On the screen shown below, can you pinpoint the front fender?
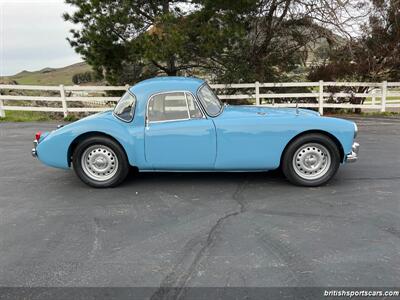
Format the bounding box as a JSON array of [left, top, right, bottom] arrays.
[[279, 116, 356, 163], [310, 116, 355, 155]]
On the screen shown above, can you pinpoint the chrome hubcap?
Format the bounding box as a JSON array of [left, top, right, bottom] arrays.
[[81, 145, 119, 181], [292, 143, 331, 180]]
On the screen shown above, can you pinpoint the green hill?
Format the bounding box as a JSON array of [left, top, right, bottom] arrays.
[[0, 62, 97, 86]]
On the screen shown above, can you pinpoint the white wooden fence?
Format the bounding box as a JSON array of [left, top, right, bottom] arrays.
[[0, 81, 400, 117]]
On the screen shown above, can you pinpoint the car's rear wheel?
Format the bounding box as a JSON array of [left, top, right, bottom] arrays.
[[281, 133, 340, 186], [72, 136, 129, 188]]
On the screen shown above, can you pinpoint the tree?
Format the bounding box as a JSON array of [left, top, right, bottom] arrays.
[[307, 0, 399, 111], [72, 71, 99, 84], [188, 0, 369, 82], [64, 0, 209, 84], [309, 0, 400, 83], [64, 0, 368, 84]]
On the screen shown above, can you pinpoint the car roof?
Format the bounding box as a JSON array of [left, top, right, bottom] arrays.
[[129, 76, 205, 98]]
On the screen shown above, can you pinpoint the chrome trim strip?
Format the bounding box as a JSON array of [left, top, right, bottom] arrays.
[[148, 118, 191, 124]]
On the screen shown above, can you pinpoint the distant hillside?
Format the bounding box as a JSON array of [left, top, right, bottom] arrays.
[[0, 62, 101, 86]]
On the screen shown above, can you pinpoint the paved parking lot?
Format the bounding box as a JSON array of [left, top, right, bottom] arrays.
[[0, 117, 400, 291]]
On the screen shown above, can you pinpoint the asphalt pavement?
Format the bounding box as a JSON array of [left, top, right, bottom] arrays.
[[0, 117, 400, 294]]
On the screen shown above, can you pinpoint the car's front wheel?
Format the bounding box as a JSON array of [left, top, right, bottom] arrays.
[[281, 133, 340, 186], [72, 136, 129, 188]]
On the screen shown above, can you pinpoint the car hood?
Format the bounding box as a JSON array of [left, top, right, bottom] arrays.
[[218, 105, 320, 119]]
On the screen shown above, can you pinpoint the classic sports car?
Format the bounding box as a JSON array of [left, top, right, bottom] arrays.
[[32, 77, 359, 188]]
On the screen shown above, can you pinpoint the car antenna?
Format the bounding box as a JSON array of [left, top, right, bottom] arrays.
[[295, 100, 299, 116]]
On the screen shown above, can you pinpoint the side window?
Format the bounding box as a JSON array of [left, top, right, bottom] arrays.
[[186, 93, 203, 119], [148, 92, 189, 122], [113, 92, 136, 122]]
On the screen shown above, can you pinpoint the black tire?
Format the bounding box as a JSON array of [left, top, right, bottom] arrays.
[[281, 133, 341, 187], [72, 136, 129, 188]]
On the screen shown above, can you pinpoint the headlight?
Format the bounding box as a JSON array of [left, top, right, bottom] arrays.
[[354, 123, 358, 139]]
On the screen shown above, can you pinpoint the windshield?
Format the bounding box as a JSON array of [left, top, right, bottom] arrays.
[[113, 91, 136, 122], [197, 84, 223, 116]]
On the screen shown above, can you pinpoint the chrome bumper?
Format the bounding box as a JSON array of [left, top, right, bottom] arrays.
[[31, 139, 38, 157], [346, 142, 359, 163]]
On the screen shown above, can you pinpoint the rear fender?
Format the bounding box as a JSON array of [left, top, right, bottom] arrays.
[[36, 119, 136, 169]]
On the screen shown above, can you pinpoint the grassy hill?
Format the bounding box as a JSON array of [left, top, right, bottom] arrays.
[[0, 62, 104, 122], [0, 62, 97, 86]]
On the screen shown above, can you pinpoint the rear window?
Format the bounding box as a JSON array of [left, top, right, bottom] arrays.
[[113, 92, 136, 122]]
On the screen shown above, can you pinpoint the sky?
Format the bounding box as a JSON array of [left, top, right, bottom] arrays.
[[0, 0, 82, 76], [0, 0, 369, 77]]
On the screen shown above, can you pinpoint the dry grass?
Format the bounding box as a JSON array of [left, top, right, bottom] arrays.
[[0, 62, 95, 86]]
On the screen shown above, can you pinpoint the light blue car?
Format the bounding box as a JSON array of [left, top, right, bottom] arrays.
[[32, 76, 359, 188]]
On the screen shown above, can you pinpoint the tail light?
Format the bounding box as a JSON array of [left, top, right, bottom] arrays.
[[35, 131, 42, 141]]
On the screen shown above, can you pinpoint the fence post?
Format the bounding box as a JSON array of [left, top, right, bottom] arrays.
[[0, 89, 4, 117], [372, 92, 376, 106], [125, 84, 130, 91], [255, 81, 260, 105], [59, 84, 68, 118], [0, 100, 4, 118], [318, 80, 324, 115], [381, 81, 387, 112]]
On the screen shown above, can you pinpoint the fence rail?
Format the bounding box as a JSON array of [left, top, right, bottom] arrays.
[[0, 81, 399, 118]]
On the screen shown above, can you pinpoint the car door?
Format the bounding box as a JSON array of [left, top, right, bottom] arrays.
[[145, 91, 216, 170]]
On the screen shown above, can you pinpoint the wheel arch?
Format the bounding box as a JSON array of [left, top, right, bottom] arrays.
[[280, 130, 345, 167], [67, 131, 129, 167]]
